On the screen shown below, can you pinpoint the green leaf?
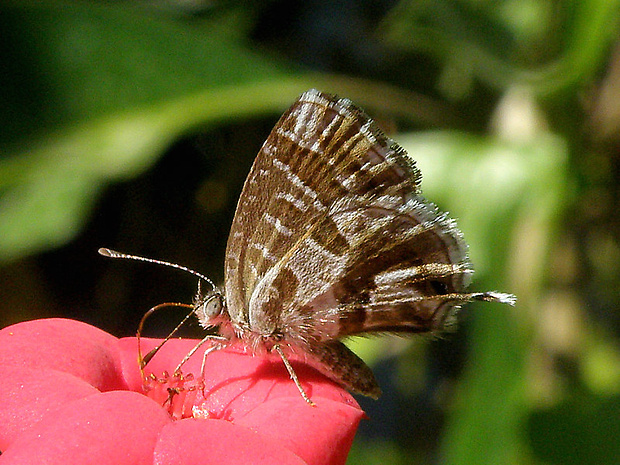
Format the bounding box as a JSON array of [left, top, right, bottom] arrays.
[[528, 394, 620, 465], [381, 0, 620, 96], [0, 2, 317, 262]]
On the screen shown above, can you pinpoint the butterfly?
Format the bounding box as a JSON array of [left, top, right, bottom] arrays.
[[100, 89, 515, 405]]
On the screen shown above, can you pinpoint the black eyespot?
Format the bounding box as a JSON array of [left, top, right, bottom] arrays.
[[430, 280, 449, 295]]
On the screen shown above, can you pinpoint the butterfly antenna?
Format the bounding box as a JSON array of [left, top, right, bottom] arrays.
[[98, 248, 217, 292], [99, 248, 221, 374]]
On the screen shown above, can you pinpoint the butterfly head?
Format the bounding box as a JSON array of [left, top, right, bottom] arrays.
[[194, 289, 226, 328]]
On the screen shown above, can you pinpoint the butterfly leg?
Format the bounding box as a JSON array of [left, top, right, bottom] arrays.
[[174, 335, 228, 375], [274, 344, 316, 406]]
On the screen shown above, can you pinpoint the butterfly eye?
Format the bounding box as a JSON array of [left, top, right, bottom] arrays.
[[196, 293, 224, 325]]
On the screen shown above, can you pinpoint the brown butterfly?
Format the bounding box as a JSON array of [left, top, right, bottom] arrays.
[[100, 89, 515, 405]]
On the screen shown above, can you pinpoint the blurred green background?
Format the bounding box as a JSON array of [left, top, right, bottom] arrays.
[[1, 1, 619, 463]]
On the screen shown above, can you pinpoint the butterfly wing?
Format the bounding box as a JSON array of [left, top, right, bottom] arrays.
[[224, 89, 476, 341]]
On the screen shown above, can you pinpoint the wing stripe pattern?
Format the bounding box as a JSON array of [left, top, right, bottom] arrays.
[[222, 89, 505, 396]]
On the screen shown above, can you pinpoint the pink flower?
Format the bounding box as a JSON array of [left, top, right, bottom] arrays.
[[0, 318, 364, 464]]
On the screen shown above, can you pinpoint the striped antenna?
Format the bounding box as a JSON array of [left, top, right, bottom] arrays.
[[98, 248, 217, 292]]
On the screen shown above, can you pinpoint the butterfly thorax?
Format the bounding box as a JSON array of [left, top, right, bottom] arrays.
[[191, 284, 291, 353]]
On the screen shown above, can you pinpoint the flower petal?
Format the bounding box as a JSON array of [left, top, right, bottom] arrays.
[[153, 418, 307, 465], [236, 396, 364, 465], [1, 319, 365, 464], [0, 319, 127, 390], [0, 365, 99, 450], [122, 337, 361, 420], [0, 391, 172, 464]]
